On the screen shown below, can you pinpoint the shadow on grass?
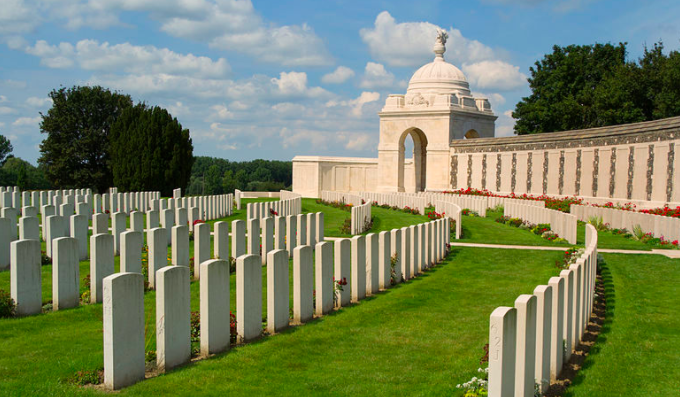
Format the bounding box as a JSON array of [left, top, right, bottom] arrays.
[[545, 257, 615, 397]]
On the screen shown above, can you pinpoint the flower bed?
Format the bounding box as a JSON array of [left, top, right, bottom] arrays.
[[495, 216, 565, 242], [443, 188, 583, 213]]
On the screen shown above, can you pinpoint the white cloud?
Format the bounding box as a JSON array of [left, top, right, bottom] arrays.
[[166, 101, 191, 117], [12, 116, 41, 127], [326, 91, 380, 117], [0, 0, 40, 34], [0, 95, 6, 103], [23, 39, 230, 78], [360, 11, 496, 67], [495, 110, 517, 137], [0, 106, 16, 115], [344, 133, 371, 150], [272, 102, 306, 116], [348, 92, 380, 117], [359, 62, 397, 89], [473, 92, 506, 107], [322, 66, 355, 84], [209, 104, 233, 120], [270, 71, 329, 98], [74, 0, 332, 66], [25, 97, 53, 107], [462, 60, 527, 91]]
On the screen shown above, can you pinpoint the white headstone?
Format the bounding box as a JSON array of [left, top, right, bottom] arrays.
[[120, 231, 143, 274], [351, 235, 366, 302], [194, 222, 210, 280], [315, 241, 333, 316], [90, 233, 114, 304], [103, 272, 145, 390], [236, 254, 262, 342], [334, 239, 350, 307], [52, 237, 79, 310], [293, 245, 313, 323], [156, 265, 191, 373], [267, 249, 289, 333], [148, 228, 167, 289], [200, 259, 231, 356], [10, 239, 41, 315], [488, 306, 517, 397], [171, 225, 190, 267]]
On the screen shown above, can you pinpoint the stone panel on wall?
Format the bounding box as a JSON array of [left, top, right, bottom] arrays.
[[563, 150, 577, 196], [500, 153, 513, 193], [652, 143, 669, 202], [547, 152, 560, 194], [516, 152, 528, 194], [580, 149, 594, 197]]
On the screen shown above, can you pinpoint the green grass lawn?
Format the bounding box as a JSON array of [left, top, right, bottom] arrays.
[[565, 253, 680, 396], [459, 210, 572, 247], [458, 209, 664, 251], [1, 200, 678, 396], [302, 199, 429, 238], [0, 247, 564, 396]]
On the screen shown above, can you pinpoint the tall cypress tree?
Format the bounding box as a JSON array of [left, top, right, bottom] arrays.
[[110, 104, 194, 196]]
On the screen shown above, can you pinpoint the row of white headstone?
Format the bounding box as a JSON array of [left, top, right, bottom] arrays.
[[504, 201, 578, 244], [0, 188, 162, 217], [245, 197, 301, 220], [357, 192, 428, 215], [570, 203, 680, 241], [8, 209, 326, 317], [101, 216, 451, 390], [434, 200, 462, 239], [487, 224, 598, 397], [320, 191, 364, 206], [351, 202, 372, 235]]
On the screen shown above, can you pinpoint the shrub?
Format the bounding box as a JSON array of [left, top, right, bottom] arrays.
[[587, 216, 609, 231], [339, 218, 351, 235], [229, 256, 236, 273], [41, 251, 50, 266], [0, 289, 16, 318], [66, 369, 103, 386], [427, 211, 443, 220], [390, 253, 400, 285], [462, 209, 479, 217]]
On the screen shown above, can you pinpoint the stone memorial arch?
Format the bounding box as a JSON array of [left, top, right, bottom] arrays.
[[376, 29, 497, 192]]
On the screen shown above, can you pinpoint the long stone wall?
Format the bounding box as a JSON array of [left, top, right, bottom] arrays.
[[450, 117, 680, 208]]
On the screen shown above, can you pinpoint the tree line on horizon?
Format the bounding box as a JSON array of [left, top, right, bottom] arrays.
[[186, 157, 292, 195]]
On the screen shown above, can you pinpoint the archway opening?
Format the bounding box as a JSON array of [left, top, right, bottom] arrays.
[[398, 128, 428, 193], [464, 129, 480, 139]]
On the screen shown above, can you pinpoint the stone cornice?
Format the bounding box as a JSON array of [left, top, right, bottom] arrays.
[[450, 116, 680, 153]]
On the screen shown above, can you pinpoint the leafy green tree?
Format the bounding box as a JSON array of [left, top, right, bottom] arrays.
[[109, 104, 194, 196], [0, 135, 13, 165], [0, 157, 50, 190], [513, 43, 629, 134], [514, 41, 680, 134], [38, 86, 133, 191]]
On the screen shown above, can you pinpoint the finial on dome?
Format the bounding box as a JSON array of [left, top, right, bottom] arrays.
[[434, 28, 448, 61]]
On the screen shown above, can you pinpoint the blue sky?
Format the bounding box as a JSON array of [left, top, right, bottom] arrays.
[[1, 0, 678, 165]]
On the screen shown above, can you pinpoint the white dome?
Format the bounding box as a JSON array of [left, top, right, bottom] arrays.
[[406, 31, 471, 96], [407, 58, 470, 95]]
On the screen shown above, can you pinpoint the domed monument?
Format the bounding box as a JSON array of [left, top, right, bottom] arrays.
[[292, 29, 497, 196], [377, 29, 496, 193]]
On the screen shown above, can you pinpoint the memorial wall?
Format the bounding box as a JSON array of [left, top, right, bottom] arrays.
[[450, 116, 680, 208]]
